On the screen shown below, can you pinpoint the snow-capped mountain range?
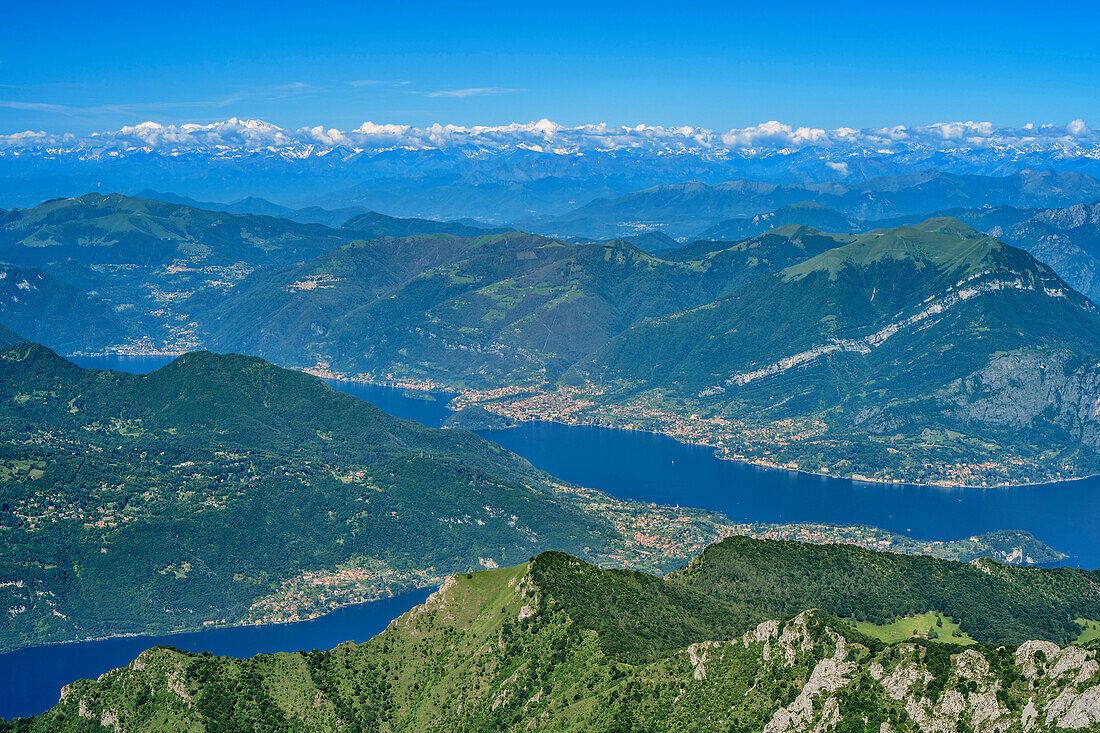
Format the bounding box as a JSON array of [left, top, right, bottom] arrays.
[[4, 117, 1098, 159], [3, 118, 1100, 220]]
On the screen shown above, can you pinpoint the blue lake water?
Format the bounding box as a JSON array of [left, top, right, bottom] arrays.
[[330, 378, 1100, 571], [0, 588, 432, 720], [64, 356, 1100, 568], [7, 353, 1095, 719]]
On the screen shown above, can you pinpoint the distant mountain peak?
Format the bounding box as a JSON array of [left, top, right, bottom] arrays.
[[908, 216, 985, 238], [6, 120, 1100, 218], [6, 118, 1098, 158], [783, 221, 1001, 281]]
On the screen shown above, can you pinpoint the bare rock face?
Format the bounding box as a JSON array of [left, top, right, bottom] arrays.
[[764, 629, 856, 733], [687, 640, 715, 680], [514, 571, 539, 622], [689, 613, 1100, 733], [876, 653, 934, 702], [28, 597, 1100, 732], [938, 350, 1100, 449]]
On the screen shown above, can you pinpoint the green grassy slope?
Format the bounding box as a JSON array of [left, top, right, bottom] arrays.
[[852, 612, 976, 645], [584, 219, 1100, 483], [14, 546, 1100, 731]]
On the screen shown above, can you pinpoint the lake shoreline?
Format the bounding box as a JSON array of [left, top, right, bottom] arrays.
[[0, 585, 437, 658], [321, 372, 1093, 491], [80, 353, 1098, 490], [0, 588, 439, 721], [10, 355, 1096, 720]]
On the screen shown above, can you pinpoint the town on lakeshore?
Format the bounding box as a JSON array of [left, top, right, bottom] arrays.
[[301, 364, 1062, 488]]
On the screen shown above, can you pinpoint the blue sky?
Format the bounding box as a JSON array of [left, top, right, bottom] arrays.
[[2, 0, 1098, 134]]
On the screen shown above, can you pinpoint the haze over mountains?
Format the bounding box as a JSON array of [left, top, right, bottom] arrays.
[[133, 189, 509, 234], [3, 117, 1100, 218], [132, 190, 375, 228], [7, 186, 1100, 483], [527, 170, 1100, 239]]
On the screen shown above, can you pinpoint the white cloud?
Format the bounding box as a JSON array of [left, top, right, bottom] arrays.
[[346, 80, 410, 87], [3, 118, 1099, 163], [415, 87, 523, 98], [825, 161, 850, 176]]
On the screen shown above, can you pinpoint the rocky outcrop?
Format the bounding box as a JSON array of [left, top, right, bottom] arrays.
[[689, 613, 1100, 732], [764, 631, 856, 732], [938, 350, 1100, 448], [29, 600, 1100, 732], [725, 270, 1073, 389]]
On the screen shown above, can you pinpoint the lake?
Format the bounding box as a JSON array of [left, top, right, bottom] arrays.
[[6, 353, 1094, 719], [0, 588, 433, 720], [66, 355, 1100, 567], [331, 379, 1100, 571]]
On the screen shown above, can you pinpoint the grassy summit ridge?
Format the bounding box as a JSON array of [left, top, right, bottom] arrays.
[[578, 219, 1100, 483], [781, 219, 999, 280], [12, 540, 1100, 731]]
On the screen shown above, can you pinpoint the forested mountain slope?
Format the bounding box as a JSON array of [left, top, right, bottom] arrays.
[[0, 323, 25, 348], [0, 265, 140, 352], [196, 229, 843, 387], [0, 194, 358, 349], [15, 542, 1100, 731], [582, 219, 1100, 484], [0, 344, 694, 652]]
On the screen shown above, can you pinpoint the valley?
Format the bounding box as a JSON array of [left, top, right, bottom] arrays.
[[4, 349, 1074, 658], [4, 349, 1095, 722], [7, 9, 1100, 730], [0, 344, 753, 655]]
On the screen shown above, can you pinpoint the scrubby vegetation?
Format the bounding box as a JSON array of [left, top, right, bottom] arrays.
[[672, 536, 1100, 646], [11, 548, 1100, 731]]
